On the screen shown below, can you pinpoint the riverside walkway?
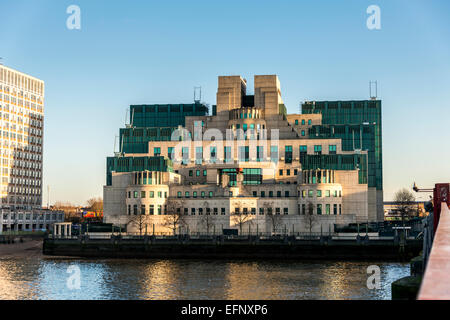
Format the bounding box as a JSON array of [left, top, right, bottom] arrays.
[[418, 183, 450, 300], [419, 202, 450, 299]]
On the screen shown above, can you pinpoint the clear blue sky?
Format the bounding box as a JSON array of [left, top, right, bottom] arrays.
[[1, 0, 449, 205]]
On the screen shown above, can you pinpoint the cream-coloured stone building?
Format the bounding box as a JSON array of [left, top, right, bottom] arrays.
[[104, 75, 379, 234], [0, 65, 47, 233]]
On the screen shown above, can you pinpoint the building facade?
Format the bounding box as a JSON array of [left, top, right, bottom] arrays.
[[104, 75, 382, 234], [0, 65, 51, 233]]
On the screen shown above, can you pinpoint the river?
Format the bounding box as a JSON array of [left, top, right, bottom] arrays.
[[0, 254, 409, 300]]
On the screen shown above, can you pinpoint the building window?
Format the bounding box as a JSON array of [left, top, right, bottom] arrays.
[[251, 208, 256, 215], [189, 170, 193, 176], [329, 145, 337, 155], [295, 119, 299, 125], [158, 191, 162, 198], [275, 208, 281, 215], [259, 208, 264, 215], [301, 130, 305, 136], [133, 205, 138, 215], [239, 146, 249, 162], [317, 204, 322, 215], [221, 208, 226, 215], [203, 170, 207, 176], [141, 205, 146, 215], [270, 146, 278, 163], [196, 170, 200, 177], [277, 191, 281, 198], [195, 147, 203, 165], [182, 147, 189, 165], [224, 146, 232, 163], [339, 204, 342, 215], [201, 191, 205, 198], [261, 191, 265, 197], [286, 169, 290, 176], [334, 204, 337, 215], [302, 204, 306, 215], [150, 191, 154, 198], [193, 191, 197, 198], [168, 147, 174, 160], [299, 145, 307, 164], [301, 119, 305, 125], [185, 191, 190, 198], [256, 146, 264, 162], [128, 205, 131, 215], [285, 146, 293, 163], [209, 191, 213, 198], [283, 208, 288, 215], [141, 191, 146, 198], [154, 147, 161, 156], [191, 208, 196, 215], [317, 190, 322, 197], [308, 190, 314, 197], [308, 119, 312, 125], [285, 191, 289, 197], [210, 147, 217, 163], [177, 191, 182, 198], [325, 190, 330, 197], [184, 208, 188, 215], [314, 145, 322, 155], [253, 191, 257, 197], [279, 169, 283, 176], [133, 191, 138, 198], [214, 208, 218, 215], [326, 204, 331, 215]]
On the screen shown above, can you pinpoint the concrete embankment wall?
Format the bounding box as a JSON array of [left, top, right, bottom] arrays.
[[43, 238, 422, 261]]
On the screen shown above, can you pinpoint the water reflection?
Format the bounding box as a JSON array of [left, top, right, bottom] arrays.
[[0, 257, 409, 300]]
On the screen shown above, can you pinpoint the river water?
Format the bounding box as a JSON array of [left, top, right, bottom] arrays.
[[0, 256, 409, 300]]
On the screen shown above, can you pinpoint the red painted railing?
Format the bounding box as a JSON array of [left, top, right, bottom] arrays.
[[418, 203, 450, 300]]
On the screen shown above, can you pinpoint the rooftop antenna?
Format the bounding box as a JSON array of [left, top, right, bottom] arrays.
[[120, 133, 124, 156], [194, 86, 202, 103], [114, 135, 121, 157], [369, 81, 378, 100]]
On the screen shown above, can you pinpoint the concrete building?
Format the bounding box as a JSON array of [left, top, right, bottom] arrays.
[[0, 65, 63, 233], [104, 75, 382, 234]]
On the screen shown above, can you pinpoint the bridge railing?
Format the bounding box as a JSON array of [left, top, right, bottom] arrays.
[[418, 202, 450, 299]]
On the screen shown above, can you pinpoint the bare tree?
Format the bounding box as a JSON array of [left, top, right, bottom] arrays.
[[127, 213, 148, 236], [305, 201, 318, 236], [53, 201, 80, 223], [87, 197, 103, 212], [86, 197, 103, 222], [163, 199, 187, 235], [263, 201, 281, 234], [394, 188, 417, 225], [231, 202, 252, 235], [198, 201, 216, 234]]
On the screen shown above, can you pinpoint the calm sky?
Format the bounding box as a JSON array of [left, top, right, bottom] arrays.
[[0, 0, 449, 205]]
